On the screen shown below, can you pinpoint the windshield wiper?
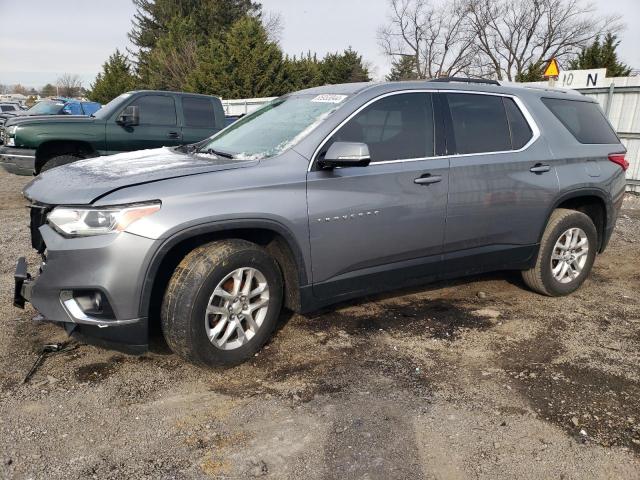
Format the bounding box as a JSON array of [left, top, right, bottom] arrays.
[[199, 148, 235, 159]]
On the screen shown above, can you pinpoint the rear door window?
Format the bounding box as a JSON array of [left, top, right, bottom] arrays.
[[324, 92, 435, 162], [541, 97, 618, 144], [129, 95, 177, 126], [183, 97, 215, 128], [446, 93, 511, 154]]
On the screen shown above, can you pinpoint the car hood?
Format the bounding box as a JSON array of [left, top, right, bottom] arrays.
[[5, 114, 90, 127], [24, 147, 257, 205]]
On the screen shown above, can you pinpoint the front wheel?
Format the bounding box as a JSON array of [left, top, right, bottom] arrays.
[[39, 154, 84, 173], [161, 239, 283, 366], [522, 208, 598, 296]]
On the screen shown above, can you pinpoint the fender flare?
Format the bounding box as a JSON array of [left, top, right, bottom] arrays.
[[138, 218, 309, 318], [539, 187, 612, 245]]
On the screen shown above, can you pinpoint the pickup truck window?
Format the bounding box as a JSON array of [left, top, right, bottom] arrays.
[[130, 95, 177, 126], [93, 93, 132, 119], [183, 97, 215, 128]]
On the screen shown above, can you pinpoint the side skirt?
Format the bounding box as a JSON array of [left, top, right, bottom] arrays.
[[299, 244, 538, 314]]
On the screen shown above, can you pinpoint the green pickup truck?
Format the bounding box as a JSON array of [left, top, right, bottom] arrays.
[[0, 90, 226, 175]]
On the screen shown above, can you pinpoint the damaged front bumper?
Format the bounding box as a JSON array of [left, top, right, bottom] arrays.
[[13, 225, 160, 353]]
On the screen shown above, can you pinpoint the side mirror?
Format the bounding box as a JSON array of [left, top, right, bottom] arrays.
[[116, 105, 139, 126], [318, 142, 371, 169]]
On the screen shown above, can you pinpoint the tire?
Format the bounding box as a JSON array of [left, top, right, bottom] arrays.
[[40, 154, 84, 173], [161, 239, 283, 367], [522, 208, 598, 296]]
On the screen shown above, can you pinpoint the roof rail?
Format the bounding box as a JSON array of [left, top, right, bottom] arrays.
[[430, 77, 500, 86]]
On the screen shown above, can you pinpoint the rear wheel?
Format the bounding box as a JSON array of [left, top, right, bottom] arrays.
[[161, 239, 283, 366], [522, 208, 597, 296]]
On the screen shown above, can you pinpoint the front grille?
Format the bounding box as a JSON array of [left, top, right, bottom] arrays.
[[30, 205, 51, 253]]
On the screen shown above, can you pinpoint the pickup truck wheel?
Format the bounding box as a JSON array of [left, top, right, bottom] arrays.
[[40, 154, 84, 173], [161, 239, 283, 366], [522, 208, 597, 296]]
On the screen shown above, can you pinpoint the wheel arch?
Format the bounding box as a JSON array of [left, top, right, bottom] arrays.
[[140, 220, 309, 328], [35, 140, 97, 173], [542, 188, 611, 252]]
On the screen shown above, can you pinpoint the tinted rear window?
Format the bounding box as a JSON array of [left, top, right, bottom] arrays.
[[183, 97, 215, 128], [541, 98, 618, 144], [446, 93, 511, 154], [130, 95, 177, 126]]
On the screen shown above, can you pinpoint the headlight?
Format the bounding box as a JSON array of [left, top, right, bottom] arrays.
[[47, 202, 161, 236], [6, 125, 17, 135]]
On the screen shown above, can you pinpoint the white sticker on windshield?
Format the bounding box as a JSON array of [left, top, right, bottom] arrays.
[[311, 94, 348, 104]]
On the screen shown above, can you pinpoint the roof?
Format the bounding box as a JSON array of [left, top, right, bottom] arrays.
[[292, 78, 586, 101], [128, 90, 220, 99]]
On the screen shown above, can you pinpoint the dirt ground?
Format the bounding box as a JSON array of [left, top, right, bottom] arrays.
[[0, 168, 639, 480]]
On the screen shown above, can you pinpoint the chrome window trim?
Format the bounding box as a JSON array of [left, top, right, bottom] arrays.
[[308, 89, 541, 172]]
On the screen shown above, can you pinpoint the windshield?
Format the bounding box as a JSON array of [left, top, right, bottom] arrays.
[[93, 92, 132, 119], [198, 94, 348, 160], [28, 101, 65, 115]]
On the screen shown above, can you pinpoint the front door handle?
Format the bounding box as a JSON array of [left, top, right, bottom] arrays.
[[414, 174, 443, 185], [530, 163, 551, 173], [167, 131, 180, 139]]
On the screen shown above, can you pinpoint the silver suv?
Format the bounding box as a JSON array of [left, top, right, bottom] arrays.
[[14, 78, 628, 366]]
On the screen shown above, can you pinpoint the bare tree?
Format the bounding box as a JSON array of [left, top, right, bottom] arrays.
[[147, 38, 200, 90], [377, 0, 479, 79], [0, 84, 10, 94], [261, 10, 284, 44], [56, 73, 83, 97], [379, 0, 622, 81], [464, 0, 622, 80]]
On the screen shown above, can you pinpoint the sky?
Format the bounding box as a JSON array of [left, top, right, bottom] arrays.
[[0, 0, 639, 89]]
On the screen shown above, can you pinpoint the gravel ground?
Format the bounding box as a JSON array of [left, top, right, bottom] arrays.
[[0, 168, 639, 479]]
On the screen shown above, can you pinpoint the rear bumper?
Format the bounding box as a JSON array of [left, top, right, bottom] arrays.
[[14, 226, 160, 351], [0, 146, 35, 175]]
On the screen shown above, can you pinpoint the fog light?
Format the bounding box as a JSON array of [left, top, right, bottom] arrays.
[[60, 289, 115, 319]]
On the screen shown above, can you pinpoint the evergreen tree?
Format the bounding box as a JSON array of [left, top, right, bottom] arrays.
[[129, 0, 260, 81], [318, 47, 371, 85], [144, 17, 200, 90], [569, 33, 631, 77], [88, 50, 137, 104], [283, 52, 323, 91], [187, 16, 287, 98], [515, 61, 546, 82], [386, 56, 419, 81]]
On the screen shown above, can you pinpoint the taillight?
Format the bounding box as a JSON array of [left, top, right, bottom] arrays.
[[608, 153, 629, 171]]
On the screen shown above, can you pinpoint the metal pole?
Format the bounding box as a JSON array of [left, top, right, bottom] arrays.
[[604, 82, 615, 119]]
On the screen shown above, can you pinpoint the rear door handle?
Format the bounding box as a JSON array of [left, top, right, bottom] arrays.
[[167, 131, 180, 139], [530, 163, 550, 173], [414, 174, 443, 185]]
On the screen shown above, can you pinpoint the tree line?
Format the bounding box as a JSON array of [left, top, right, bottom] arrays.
[[88, 0, 370, 104], [380, 0, 630, 82], [3, 0, 632, 104]]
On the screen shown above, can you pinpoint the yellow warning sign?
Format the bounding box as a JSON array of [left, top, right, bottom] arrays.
[[543, 58, 560, 78]]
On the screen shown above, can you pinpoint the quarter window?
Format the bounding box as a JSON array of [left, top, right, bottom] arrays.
[[323, 92, 435, 162], [183, 97, 215, 128], [446, 93, 511, 154], [504, 98, 533, 149], [541, 97, 618, 144], [129, 95, 177, 126]]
